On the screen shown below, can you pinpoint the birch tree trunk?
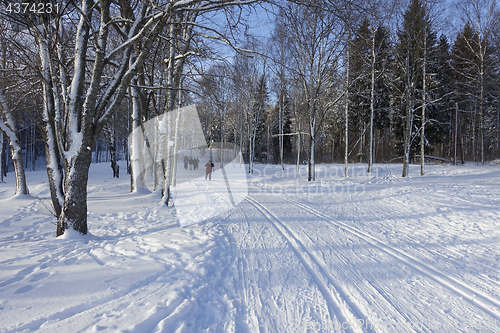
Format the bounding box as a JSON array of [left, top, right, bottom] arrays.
[[296, 109, 301, 172], [129, 78, 146, 192], [368, 12, 376, 173], [279, 92, 284, 174], [402, 54, 413, 178], [249, 111, 256, 174], [420, 25, 427, 176], [0, 131, 4, 183], [308, 118, 316, 181], [344, 55, 350, 178], [162, 20, 177, 205], [161, 11, 197, 204], [37, 29, 65, 217], [0, 89, 28, 195], [162, 110, 173, 205], [171, 93, 183, 187]]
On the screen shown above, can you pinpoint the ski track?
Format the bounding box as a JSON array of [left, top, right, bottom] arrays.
[[203, 180, 334, 332], [231, 164, 500, 332], [238, 192, 422, 332], [240, 194, 373, 333], [291, 220, 420, 333], [281, 195, 500, 324], [357, 177, 500, 302]]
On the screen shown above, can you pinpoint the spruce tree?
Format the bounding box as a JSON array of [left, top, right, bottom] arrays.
[[372, 25, 393, 159], [433, 35, 454, 158], [349, 18, 372, 163], [394, 0, 437, 176]]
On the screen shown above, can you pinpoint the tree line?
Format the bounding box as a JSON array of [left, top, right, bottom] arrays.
[[196, 0, 500, 180], [0, 0, 499, 236]]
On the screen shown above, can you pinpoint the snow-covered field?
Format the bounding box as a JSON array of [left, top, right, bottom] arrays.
[[1, 161, 500, 332]]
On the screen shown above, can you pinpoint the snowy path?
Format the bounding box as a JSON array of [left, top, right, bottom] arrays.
[[215, 165, 500, 332], [1, 163, 500, 332]]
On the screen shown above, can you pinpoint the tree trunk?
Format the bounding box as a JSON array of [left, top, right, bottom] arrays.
[[249, 126, 255, 174], [110, 134, 118, 178], [0, 131, 3, 182], [308, 137, 315, 181], [368, 16, 376, 173], [267, 123, 271, 164], [296, 116, 300, 172], [95, 139, 100, 164], [308, 117, 316, 182], [0, 90, 28, 195], [479, 61, 484, 164], [402, 101, 412, 177], [279, 90, 284, 174], [11, 147, 28, 195], [43, 124, 64, 217], [31, 125, 36, 171], [402, 46, 413, 178], [420, 4, 427, 176], [35, 24, 65, 217], [162, 22, 177, 205], [162, 110, 174, 205], [57, 145, 93, 236], [172, 95, 183, 187], [344, 36, 350, 178], [130, 78, 145, 192]]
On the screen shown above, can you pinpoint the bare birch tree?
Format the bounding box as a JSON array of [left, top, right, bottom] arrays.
[[279, 1, 345, 181], [394, 0, 435, 177]]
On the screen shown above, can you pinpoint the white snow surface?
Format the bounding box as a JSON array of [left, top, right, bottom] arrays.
[[1, 162, 500, 332]]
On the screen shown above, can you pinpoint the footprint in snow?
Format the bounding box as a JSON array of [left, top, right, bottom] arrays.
[[14, 284, 37, 294], [92, 325, 108, 332], [64, 257, 78, 265], [113, 301, 132, 311], [29, 272, 50, 282], [0, 276, 24, 288], [17, 265, 37, 276], [40, 260, 58, 269]]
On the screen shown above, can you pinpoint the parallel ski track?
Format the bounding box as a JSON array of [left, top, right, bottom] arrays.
[[290, 217, 421, 332], [282, 195, 500, 323], [241, 194, 375, 333]]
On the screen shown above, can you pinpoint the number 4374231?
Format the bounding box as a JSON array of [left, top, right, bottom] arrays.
[[5, 2, 60, 15]]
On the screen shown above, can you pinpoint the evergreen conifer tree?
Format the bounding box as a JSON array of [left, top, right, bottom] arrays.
[[394, 0, 437, 176]]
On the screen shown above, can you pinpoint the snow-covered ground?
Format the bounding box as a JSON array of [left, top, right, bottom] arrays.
[[1, 161, 500, 332]]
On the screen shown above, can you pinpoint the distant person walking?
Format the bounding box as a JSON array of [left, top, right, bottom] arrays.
[[183, 156, 189, 170], [205, 160, 214, 180]]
